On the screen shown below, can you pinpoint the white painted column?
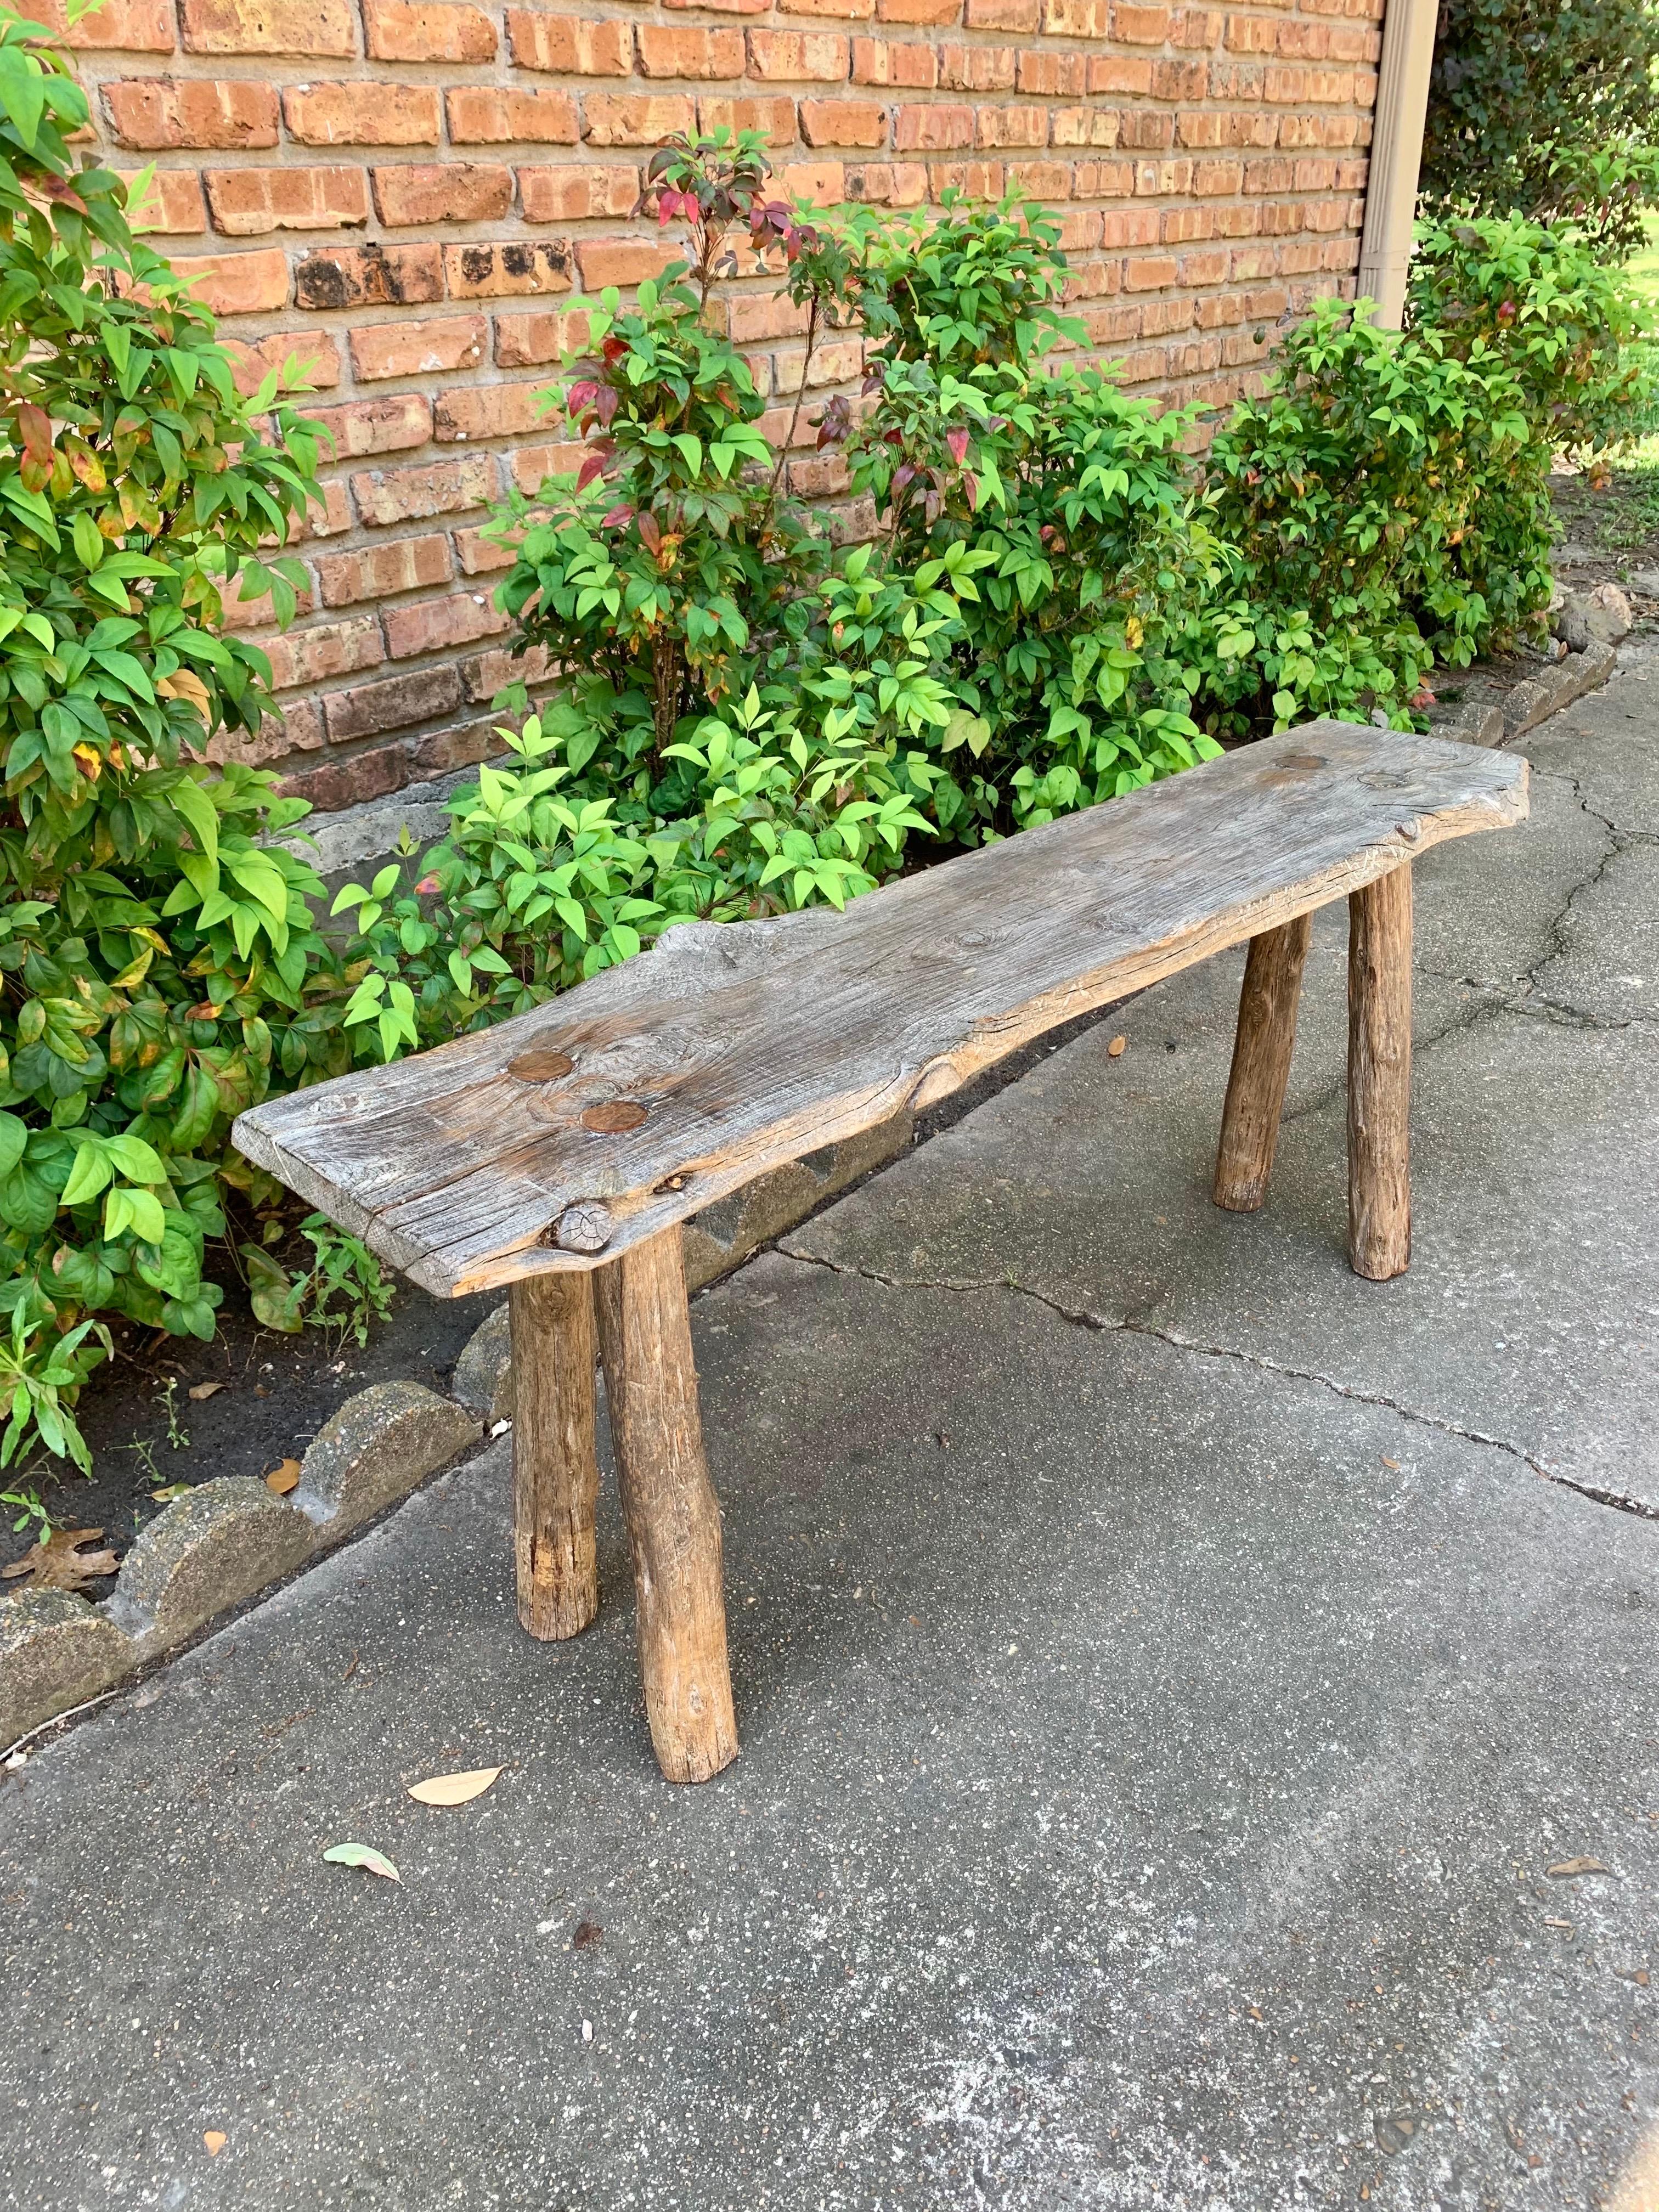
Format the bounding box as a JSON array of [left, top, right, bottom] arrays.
[[1355, 0, 1440, 329]]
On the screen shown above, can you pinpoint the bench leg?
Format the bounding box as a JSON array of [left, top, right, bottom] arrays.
[[1347, 864, 1413, 1280], [595, 1226, 738, 1785], [1214, 912, 1313, 1212], [510, 1273, 601, 1640]]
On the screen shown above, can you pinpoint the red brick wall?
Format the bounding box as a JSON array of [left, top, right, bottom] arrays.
[[48, 0, 1380, 812]]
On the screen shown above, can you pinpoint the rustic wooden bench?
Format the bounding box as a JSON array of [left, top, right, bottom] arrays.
[[235, 721, 1527, 1782]]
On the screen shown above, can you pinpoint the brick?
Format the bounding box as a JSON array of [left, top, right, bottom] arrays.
[[317, 534, 453, 608], [844, 157, 929, 203], [455, 527, 516, 576], [1087, 52, 1152, 90], [307, 393, 433, 459], [748, 30, 850, 78], [204, 165, 369, 235], [800, 97, 888, 144], [1122, 252, 1178, 289], [851, 35, 936, 82], [779, 157, 847, 201], [365, 0, 497, 60], [409, 717, 504, 774], [293, 480, 354, 539], [180, 0, 356, 55], [980, 103, 1049, 145], [1041, 0, 1108, 30], [939, 42, 1015, 88], [1053, 104, 1120, 144], [283, 83, 441, 146], [506, 9, 633, 71], [461, 645, 549, 702], [263, 615, 383, 690], [574, 235, 682, 289], [443, 240, 573, 297], [781, 0, 873, 13], [281, 744, 410, 813], [927, 155, 1005, 193], [447, 87, 580, 143], [697, 96, 800, 138], [966, 0, 1037, 21], [124, 170, 207, 233], [874, 0, 960, 17], [373, 163, 512, 227], [168, 247, 290, 314], [1150, 54, 1207, 95], [350, 315, 488, 381], [638, 24, 745, 73], [353, 456, 498, 526], [1017, 48, 1086, 93], [104, 78, 277, 150], [433, 380, 548, 442], [221, 574, 316, 630], [583, 93, 698, 143], [294, 242, 443, 309], [223, 328, 342, 394], [1114, 0, 1171, 31], [35, 0, 174, 49], [510, 439, 586, 492], [519, 163, 639, 222], [384, 592, 510, 660], [1006, 157, 1073, 198], [325, 665, 462, 741], [893, 102, 973, 149], [493, 308, 591, 366]]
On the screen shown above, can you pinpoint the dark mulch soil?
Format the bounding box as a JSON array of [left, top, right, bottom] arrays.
[[1549, 466, 1659, 586], [0, 1218, 495, 1596]]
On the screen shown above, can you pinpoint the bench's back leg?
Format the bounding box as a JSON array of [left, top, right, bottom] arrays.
[[595, 1226, 738, 1784], [1214, 912, 1313, 1212], [510, 1273, 601, 1640], [1347, 863, 1413, 1280]]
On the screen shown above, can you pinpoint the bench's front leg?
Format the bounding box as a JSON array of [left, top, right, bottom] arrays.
[[1348, 864, 1413, 1280], [1214, 912, 1313, 1212], [596, 1226, 738, 1784], [510, 1273, 601, 1640]]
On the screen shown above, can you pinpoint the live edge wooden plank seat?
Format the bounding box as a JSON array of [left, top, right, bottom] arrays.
[[233, 722, 1528, 1782]]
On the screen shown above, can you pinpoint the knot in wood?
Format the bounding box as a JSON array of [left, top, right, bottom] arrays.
[[549, 1200, 614, 1255]]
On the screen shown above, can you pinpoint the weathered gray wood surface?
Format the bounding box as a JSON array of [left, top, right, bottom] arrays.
[[234, 723, 1527, 1297]]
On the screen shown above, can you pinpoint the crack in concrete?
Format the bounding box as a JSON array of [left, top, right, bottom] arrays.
[[775, 1246, 1659, 1531]]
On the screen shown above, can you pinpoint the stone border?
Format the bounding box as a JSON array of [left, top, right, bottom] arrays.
[[0, 1113, 912, 1754], [1, 628, 1630, 1753]]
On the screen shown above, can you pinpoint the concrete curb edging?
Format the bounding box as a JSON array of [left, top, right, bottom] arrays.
[[0, 1110, 916, 1754], [1432, 639, 1617, 751]]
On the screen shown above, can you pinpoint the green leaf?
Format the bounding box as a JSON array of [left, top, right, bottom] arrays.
[[323, 1842, 401, 1883]]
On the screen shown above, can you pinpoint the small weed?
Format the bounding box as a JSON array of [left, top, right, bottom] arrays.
[[160, 1378, 189, 1452], [126, 1435, 161, 1488], [0, 1485, 55, 1542], [239, 1215, 395, 1350]]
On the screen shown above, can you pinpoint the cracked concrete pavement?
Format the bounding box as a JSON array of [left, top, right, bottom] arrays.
[[5, 639, 1659, 2211]]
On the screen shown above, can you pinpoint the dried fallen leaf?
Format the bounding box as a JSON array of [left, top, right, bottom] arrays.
[[149, 1484, 191, 1504], [1107, 1034, 1127, 1058], [407, 1766, 502, 1808], [572, 1919, 602, 1950], [1547, 1857, 1610, 1878], [1381, 1457, 1402, 1470], [323, 1842, 400, 1883], [203, 2132, 226, 2157], [1615, 1966, 1651, 1986], [189, 1381, 225, 1402], [0, 1528, 121, 1593], [265, 1459, 301, 1496]]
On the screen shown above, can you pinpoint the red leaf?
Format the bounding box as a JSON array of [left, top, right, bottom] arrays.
[[575, 452, 606, 493], [637, 509, 662, 553], [601, 336, 627, 364], [600, 503, 634, 530], [944, 426, 970, 467], [595, 383, 619, 427], [16, 403, 52, 469], [566, 380, 598, 417], [414, 872, 441, 895], [963, 471, 979, 511]]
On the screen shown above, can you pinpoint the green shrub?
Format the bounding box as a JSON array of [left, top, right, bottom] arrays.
[[1421, 0, 1659, 257], [0, 7, 329, 1469]]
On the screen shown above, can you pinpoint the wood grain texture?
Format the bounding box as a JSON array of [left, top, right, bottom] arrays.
[[1347, 864, 1413, 1280], [1214, 913, 1313, 1213], [233, 724, 1527, 1297], [510, 1272, 600, 1641], [594, 1227, 737, 1784]]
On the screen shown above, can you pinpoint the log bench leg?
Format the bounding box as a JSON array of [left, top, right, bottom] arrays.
[[596, 1225, 738, 1785], [1348, 864, 1413, 1281], [510, 1273, 601, 1640], [1214, 912, 1313, 1212]]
